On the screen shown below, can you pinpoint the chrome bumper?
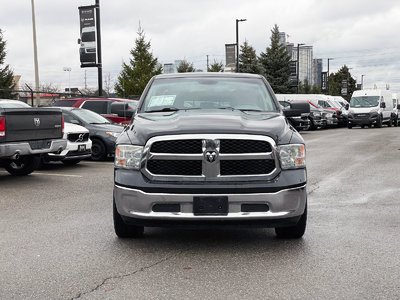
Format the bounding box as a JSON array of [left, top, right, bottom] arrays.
[[114, 184, 307, 221], [0, 139, 67, 158]]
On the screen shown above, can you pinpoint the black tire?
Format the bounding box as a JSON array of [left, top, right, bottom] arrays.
[[4, 155, 41, 176], [361, 125, 365, 129], [394, 118, 398, 127], [388, 117, 393, 127], [113, 200, 144, 238], [347, 123, 352, 129], [275, 203, 307, 239], [91, 139, 107, 161], [375, 116, 383, 128], [309, 118, 316, 131], [62, 159, 81, 166], [368, 124, 372, 128]]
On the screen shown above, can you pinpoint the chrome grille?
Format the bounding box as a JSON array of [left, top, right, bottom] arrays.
[[67, 133, 89, 143], [143, 134, 279, 182]]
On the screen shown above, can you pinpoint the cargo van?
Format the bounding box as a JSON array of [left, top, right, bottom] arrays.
[[392, 93, 399, 127], [346, 89, 394, 128]]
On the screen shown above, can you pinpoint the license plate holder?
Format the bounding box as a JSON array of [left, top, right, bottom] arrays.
[[193, 196, 228, 216], [78, 144, 86, 152]]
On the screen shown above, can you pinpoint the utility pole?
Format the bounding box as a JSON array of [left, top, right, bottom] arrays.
[[361, 74, 365, 90], [95, 0, 103, 96], [327, 58, 334, 93], [296, 43, 304, 93], [235, 18, 246, 73], [206, 55, 209, 71], [30, 0, 40, 106]]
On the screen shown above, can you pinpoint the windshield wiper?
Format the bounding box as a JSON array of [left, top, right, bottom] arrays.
[[218, 107, 264, 112], [145, 107, 179, 113]]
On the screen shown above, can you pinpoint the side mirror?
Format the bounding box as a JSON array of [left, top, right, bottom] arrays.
[[77, 38, 81, 44], [380, 102, 386, 108], [70, 119, 80, 125], [283, 101, 310, 118], [110, 102, 134, 118], [345, 103, 349, 110]]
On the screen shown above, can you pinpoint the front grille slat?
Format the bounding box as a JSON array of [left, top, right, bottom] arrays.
[[147, 160, 202, 176], [220, 160, 275, 175], [220, 139, 271, 153], [151, 140, 202, 154]]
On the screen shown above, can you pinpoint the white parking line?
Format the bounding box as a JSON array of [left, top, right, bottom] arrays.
[[33, 172, 83, 178]]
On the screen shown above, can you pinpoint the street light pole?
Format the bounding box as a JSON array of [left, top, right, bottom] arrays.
[[327, 58, 334, 93], [296, 43, 304, 93], [30, 0, 40, 106], [361, 74, 365, 90], [235, 18, 246, 73]]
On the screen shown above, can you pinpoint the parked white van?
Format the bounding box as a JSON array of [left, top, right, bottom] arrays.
[[79, 26, 96, 65], [392, 93, 399, 127], [346, 89, 394, 128]]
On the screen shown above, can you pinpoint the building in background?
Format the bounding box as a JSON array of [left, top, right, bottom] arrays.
[[312, 59, 323, 88]]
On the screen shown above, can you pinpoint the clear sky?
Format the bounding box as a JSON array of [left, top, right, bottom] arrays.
[[1, 0, 399, 92]]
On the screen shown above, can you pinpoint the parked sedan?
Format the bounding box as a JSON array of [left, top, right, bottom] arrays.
[[55, 107, 124, 160]]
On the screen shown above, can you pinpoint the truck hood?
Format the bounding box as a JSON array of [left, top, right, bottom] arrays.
[[121, 110, 296, 145]]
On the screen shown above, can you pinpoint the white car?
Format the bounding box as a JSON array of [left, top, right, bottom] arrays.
[[43, 122, 92, 165]]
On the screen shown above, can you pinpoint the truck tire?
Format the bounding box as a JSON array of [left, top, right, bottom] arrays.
[[91, 139, 107, 161], [347, 123, 352, 129], [113, 200, 144, 238], [62, 159, 81, 166], [4, 155, 41, 176], [388, 117, 393, 127], [375, 116, 383, 128], [275, 203, 307, 239]]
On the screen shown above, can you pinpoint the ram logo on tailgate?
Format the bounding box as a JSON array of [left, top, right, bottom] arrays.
[[33, 118, 41, 127]]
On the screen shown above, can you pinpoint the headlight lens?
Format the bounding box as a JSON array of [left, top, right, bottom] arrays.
[[106, 131, 121, 138], [115, 145, 143, 169], [278, 144, 306, 170]]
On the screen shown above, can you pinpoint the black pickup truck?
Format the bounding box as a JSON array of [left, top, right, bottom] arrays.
[[113, 73, 310, 239], [0, 100, 67, 175]]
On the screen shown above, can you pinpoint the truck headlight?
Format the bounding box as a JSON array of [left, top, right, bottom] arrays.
[[278, 144, 306, 169], [115, 145, 143, 169]]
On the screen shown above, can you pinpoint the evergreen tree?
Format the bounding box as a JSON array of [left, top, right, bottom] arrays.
[[328, 65, 356, 101], [259, 24, 291, 93], [238, 40, 261, 74], [176, 60, 195, 73], [208, 60, 223, 72], [0, 29, 15, 98], [115, 27, 162, 98]]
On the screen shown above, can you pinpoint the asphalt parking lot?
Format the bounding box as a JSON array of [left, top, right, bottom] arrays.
[[1, 127, 400, 299]]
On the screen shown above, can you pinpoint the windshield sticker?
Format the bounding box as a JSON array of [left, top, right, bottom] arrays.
[[148, 95, 176, 107]]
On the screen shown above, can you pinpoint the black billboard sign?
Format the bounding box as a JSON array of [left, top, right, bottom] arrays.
[[78, 5, 97, 67], [225, 43, 236, 68]]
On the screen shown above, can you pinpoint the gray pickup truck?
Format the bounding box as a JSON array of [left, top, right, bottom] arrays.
[[0, 100, 66, 175], [113, 73, 309, 239]]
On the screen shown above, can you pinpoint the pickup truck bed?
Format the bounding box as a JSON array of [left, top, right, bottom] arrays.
[[0, 104, 67, 175]]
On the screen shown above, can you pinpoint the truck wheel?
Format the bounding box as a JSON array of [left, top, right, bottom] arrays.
[[347, 123, 352, 129], [375, 116, 383, 128], [91, 139, 106, 161], [395, 119, 399, 127], [113, 200, 144, 238], [361, 125, 365, 129], [62, 159, 81, 166], [388, 117, 393, 127], [275, 203, 307, 239], [5, 155, 41, 176]]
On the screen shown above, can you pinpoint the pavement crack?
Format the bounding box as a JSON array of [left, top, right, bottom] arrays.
[[71, 250, 184, 299]]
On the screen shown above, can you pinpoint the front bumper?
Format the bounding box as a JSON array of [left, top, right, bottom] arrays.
[[0, 139, 67, 159], [348, 113, 378, 125], [45, 139, 92, 161], [114, 169, 307, 226]]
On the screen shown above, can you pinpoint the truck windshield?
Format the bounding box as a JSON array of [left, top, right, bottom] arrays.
[[350, 96, 379, 108], [140, 77, 278, 113]]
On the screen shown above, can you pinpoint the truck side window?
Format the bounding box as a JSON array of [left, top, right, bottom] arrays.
[[81, 101, 109, 114]]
